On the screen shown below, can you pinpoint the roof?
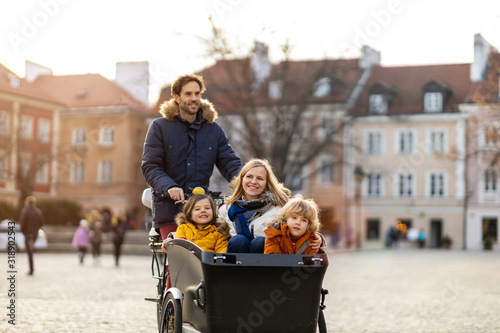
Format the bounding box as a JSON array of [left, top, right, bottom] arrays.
[[0, 63, 64, 105], [33, 73, 149, 112], [353, 63, 472, 115]]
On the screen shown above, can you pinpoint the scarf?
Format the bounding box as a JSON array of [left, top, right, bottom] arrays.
[[228, 194, 274, 241]]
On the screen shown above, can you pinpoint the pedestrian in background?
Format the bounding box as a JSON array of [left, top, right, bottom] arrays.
[[417, 228, 426, 249], [19, 196, 44, 276], [112, 210, 127, 266], [72, 219, 91, 264], [90, 221, 105, 265]]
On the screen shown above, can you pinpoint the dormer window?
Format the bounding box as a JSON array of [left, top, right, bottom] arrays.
[[424, 92, 443, 112], [313, 77, 331, 97], [422, 80, 453, 112], [369, 94, 388, 113], [367, 81, 398, 114], [268, 80, 283, 99]]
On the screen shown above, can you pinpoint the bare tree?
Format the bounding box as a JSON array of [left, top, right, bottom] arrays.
[[193, 19, 364, 190]]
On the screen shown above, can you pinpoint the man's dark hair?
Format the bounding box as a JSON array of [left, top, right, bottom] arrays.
[[171, 74, 206, 97]]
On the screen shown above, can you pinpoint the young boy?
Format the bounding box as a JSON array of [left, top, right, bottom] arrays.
[[264, 195, 321, 254]]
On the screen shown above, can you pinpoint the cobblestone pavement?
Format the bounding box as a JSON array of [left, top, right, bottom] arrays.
[[1, 248, 499, 332], [323, 248, 500, 333]]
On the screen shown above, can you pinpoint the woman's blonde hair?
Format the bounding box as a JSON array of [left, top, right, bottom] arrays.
[[225, 158, 290, 207], [276, 195, 321, 233]]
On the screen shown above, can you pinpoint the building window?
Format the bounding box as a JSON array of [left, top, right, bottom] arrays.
[[313, 77, 331, 98], [318, 115, 335, 140], [369, 94, 388, 113], [288, 162, 304, 190], [98, 160, 112, 183], [0, 155, 7, 180], [398, 173, 413, 197], [366, 219, 380, 240], [293, 119, 310, 142], [428, 129, 446, 154], [317, 156, 335, 184], [70, 161, 85, 184], [36, 161, 49, 185], [424, 92, 443, 112], [38, 119, 50, 143], [366, 131, 382, 155], [99, 126, 114, 147], [484, 122, 499, 145], [485, 169, 497, 193], [268, 80, 283, 99], [429, 172, 445, 197], [367, 173, 382, 197], [0, 112, 9, 136], [72, 129, 86, 147], [398, 130, 414, 154], [482, 218, 498, 241], [258, 116, 273, 143], [21, 116, 33, 140]]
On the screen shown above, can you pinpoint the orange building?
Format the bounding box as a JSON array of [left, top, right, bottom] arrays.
[[0, 63, 64, 205], [32, 72, 150, 227]]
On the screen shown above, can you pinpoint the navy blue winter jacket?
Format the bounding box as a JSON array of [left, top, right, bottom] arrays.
[[142, 98, 242, 229]]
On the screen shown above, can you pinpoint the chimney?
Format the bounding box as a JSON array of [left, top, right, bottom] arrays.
[[250, 41, 272, 94], [25, 60, 53, 82], [470, 34, 497, 82], [359, 45, 381, 70], [115, 61, 150, 106]]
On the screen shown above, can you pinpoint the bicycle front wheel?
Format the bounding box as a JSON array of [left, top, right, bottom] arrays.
[[159, 293, 182, 333]]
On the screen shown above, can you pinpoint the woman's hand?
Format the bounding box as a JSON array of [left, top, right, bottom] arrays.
[[161, 238, 168, 253], [311, 233, 322, 251]]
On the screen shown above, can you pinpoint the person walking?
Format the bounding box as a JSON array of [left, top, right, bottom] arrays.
[[112, 210, 127, 266], [142, 74, 242, 240], [19, 196, 44, 275], [72, 219, 91, 265]]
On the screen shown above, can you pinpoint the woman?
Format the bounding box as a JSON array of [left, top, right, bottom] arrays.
[[220, 158, 323, 253]]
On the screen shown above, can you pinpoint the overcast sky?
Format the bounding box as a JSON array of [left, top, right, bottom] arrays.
[[1, 0, 499, 105]]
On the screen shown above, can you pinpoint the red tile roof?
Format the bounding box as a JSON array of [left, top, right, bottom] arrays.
[[0, 63, 64, 105], [33, 73, 149, 112], [354, 63, 472, 115]]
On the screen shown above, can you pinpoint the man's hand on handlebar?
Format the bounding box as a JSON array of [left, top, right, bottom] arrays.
[[167, 187, 185, 204]]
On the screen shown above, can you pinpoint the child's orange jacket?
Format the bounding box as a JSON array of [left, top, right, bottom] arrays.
[[264, 223, 317, 254]]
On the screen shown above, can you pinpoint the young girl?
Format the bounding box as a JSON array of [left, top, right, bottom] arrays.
[[163, 194, 230, 253], [264, 195, 322, 255], [72, 219, 91, 264]]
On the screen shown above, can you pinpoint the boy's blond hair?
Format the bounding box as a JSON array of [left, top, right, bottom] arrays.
[[275, 195, 321, 233]]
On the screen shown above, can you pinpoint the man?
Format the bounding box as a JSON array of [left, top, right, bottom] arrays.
[[19, 196, 44, 275], [142, 74, 242, 239]]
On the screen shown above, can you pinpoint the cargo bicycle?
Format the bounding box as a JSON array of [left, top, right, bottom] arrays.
[[142, 188, 329, 332]]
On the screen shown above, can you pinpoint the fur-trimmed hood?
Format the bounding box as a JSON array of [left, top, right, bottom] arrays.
[[159, 98, 218, 124]]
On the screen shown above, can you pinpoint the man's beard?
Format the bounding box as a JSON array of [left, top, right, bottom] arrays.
[[180, 100, 199, 114]]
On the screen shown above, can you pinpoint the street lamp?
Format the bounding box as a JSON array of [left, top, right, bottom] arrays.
[[354, 166, 365, 249]]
